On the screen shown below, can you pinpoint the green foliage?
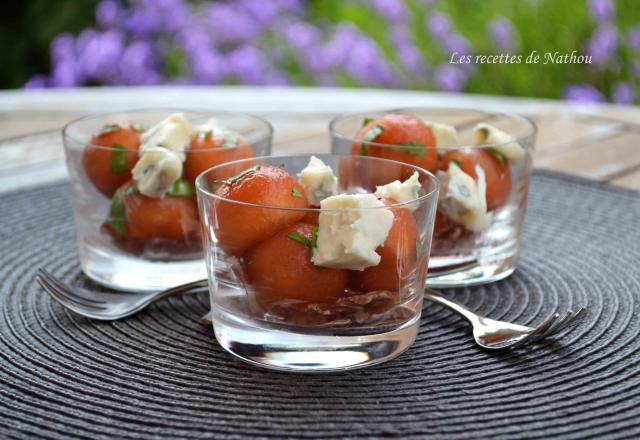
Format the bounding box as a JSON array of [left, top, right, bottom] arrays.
[[0, 1, 98, 88]]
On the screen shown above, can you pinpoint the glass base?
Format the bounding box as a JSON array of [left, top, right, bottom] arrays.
[[80, 244, 206, 292], [212, 307, 421, 372], [427, 254, 517, 288]]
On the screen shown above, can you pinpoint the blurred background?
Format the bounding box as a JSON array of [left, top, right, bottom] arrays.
[[2, 0, 638, 103]]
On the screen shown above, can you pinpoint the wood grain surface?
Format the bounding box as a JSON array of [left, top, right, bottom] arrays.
[[0, 86, 638, 193]]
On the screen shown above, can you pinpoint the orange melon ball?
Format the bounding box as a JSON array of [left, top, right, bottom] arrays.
[[349, 198, 419, 293], [83, 123, 141, 197], [440, 148, 512, 211], [244, 222, 348, 307], [213, 166, 308, 256]]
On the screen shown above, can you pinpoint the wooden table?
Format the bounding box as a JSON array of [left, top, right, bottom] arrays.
[[1, 86, 639, 193]]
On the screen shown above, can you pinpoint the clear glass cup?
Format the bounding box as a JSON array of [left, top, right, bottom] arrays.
[[62, 109, 273, 291], [196, 154, 439, 371], [330, 108, 536, 287]]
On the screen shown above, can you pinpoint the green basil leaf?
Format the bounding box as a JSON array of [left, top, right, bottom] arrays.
[[287, 231, 311, 248], [222, 165, 261, 185], [291, 186, 302, 198], [488, 148, 507, 168], [168, 178, 196, 196], [107, 187, 127, 236], [359, 124, 384, 156], [362, 124, 384, 143], [222, 131, 238, 147], [451, 159, 463, 169], [311, 226, 319, 251], [97, 123, 121, 137], [111, 143, 128, 173], [362, 117, 373, 127], [398, 141, 426, 157], [132, 123, 148, 133], [125, 184, 139, 196]]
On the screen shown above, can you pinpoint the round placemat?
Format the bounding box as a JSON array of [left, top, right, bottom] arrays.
[[1, 171, 639, 440]]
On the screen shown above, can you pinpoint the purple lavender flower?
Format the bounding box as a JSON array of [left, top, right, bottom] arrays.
[[426, 10, 474, 60], [51, 58, 83, 87], [96, 0, 121, 29], [390, 25, 427, 75], [323, 24, 398, 86], [444, 34, 472, 56], [189, 49, 228, 85], [228, 45, 273, 84], [612, 82, 635, 104], [633, 60, 640, 79], [279, 19, 322, 52], [426, 12, 451, 39], [488, 17, 517, 52], [628, 26, 640, 52], [433, 64, 466, 92], [50, 33, 76, 64], [585, 24, 618, 66], [371, 0, 408, 23], [118, 40, 163, 85], [77, 29, 125, 82], [564, 84, 605, 102], [24, 74, 49, 89], [588, 0, 615, 22], [206, 3, 260, 44]]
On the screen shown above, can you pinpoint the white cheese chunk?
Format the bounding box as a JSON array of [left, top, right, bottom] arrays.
[[197, 117, 220, 133], [298, 156, 338, 206], [140, 112, 195, 161], [131, 146, 183, 197], [436, 163, 488, 232], [312, 194, 394, 270], [426, 121, 458, 147], [374, 171, 421, 212], [474, 122, 525, 162]]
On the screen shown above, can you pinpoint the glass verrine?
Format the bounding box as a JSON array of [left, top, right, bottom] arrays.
[[330, 108, 536, 287], [196, 154, 439, 371], [62, 109, 273, 291]]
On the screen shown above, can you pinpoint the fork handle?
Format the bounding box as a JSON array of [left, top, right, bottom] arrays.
[[424, 289, 482, 326], [154, 278, 209, 301]]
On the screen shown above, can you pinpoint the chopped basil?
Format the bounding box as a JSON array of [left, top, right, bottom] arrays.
[[291, 186, 302, 198], [168, 178, 196, 196], [362, 117, 373, 127], [398, 141, 426, 157], [132, 123, 148, 133], [278, 163, 286, 170], [222, 165, 261, 185], [110, 143, 128, 173], [125, 184, 139, 196], [488, 148, 507, 168], [107, 187, 127, 236], [97, 123, 121, 137], [451, 159, 463, 169], [222, 131, 238, 147], [311, 226, 319, 251], [359, 124, 385, 156], [199, 129, 213, 140], [287, 231, 312, 248]]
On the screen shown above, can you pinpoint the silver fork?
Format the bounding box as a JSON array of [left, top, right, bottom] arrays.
[[35, 268, 208, 320], [425, 290, 584, 349], [36, 268, 584, 349]]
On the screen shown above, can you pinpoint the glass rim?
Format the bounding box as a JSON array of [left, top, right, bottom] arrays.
[[328, 107, 537, 152], [195, 153, 440, 212], [62, 107, 274, 152]]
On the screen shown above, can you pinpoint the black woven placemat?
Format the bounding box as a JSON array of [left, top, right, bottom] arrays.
[[1, 171, 639, 439]]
